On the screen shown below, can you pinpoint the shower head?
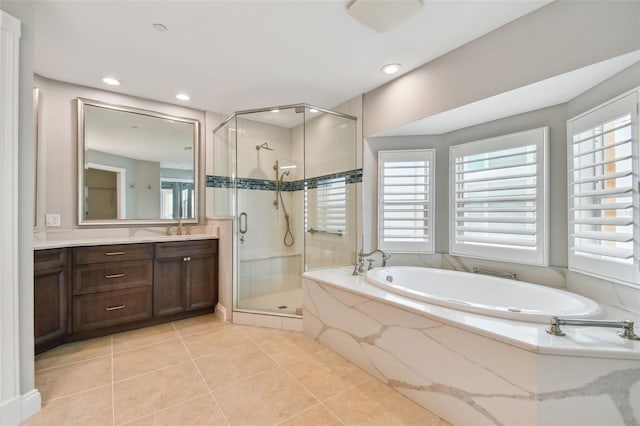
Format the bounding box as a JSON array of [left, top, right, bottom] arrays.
[[256, 142, 274, 151]]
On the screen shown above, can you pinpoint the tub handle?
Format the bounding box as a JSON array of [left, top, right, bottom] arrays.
[[546, 316, 640, 340]]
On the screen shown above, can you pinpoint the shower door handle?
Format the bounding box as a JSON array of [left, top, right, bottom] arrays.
[[239, 212, 248, 234]]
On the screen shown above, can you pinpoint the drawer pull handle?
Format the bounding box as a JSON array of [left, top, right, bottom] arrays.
[[105, 305, 125, 311], [105, 273, 125, 279], [105, 251, 125, 256]]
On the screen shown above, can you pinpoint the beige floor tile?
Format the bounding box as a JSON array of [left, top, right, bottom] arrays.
[[195, 342, 277, 390], [242, 327, 322, 366], [324, 379, 441, 426], [173, 314, 228, 337], [279, 404, 343, 426], [284, 348, 370, 401], [35, 336, 111, 371], [113, 322, 179, 353], [114, 339, 192, 381], [122, 394, 227, 426], [214, 368, 317, 426], [182, 325, 249, 359], [114, 362, 209, 424], [21, 385, 112, 426], [36, 356, 112, 402]]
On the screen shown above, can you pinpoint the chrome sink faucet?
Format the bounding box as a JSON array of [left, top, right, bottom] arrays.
[[176, 219, 183, 236]]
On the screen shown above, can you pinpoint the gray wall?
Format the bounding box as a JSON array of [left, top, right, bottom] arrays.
[[364, 1, 640, 137], [363, 63, 640, 272]]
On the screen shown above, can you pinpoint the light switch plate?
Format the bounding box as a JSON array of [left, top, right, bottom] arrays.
[[45, 213, 61, 227]]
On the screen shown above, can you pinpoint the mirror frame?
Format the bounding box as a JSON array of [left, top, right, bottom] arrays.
[[77, 97, 200, 226]]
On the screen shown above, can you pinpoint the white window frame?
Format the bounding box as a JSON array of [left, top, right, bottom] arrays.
[[567, 88, 639, 287], [449, 127, 549, 266], [378, 149, 435, 254]]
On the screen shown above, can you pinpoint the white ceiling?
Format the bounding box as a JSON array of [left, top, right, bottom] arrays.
[[28, 0, 552, 116], [374, 50, 640, 136]]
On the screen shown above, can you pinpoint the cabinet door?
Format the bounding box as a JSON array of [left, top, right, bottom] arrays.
[[153, 257, 187, 316], [186, 254, 215, 311], [34, 266, 67, 352]]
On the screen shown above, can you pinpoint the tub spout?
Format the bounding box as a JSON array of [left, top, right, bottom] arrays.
[[358, 249, 390, 270]]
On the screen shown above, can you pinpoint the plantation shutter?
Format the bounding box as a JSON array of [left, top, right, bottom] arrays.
[[449, 127, 549, 265], [378, 149, 434, 253], [568, 90, 638, 285], [315, 176, 346, 235]]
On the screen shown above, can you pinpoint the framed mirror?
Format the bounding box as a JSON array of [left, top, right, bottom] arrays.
[[77, 98, 200, 225]]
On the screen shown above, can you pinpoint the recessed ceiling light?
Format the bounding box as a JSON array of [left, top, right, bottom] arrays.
[[102, 77, 121, 86], [176, 93, 190, 101], [381, 63, 402, 75], [309, 108, 319, 113], [152, 23, 168, 32], [271, 109, 279, 113]]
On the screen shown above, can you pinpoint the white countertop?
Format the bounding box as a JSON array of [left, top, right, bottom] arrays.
[[303, 266, 640, 360], [33, 234, 218, 250]]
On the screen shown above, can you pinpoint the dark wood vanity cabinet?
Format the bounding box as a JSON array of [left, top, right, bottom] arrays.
[[154, 240, 218, 316], [34, 238, 218, 350], [71, 243, 154, 332], [34, 248, 68, 353]]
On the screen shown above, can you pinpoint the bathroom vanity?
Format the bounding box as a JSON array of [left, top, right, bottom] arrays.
[[34, 237, 218, 353]]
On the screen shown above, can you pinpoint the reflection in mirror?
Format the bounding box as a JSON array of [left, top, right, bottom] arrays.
[[33, 87, 39, 226], [77, 98, 199, 225]]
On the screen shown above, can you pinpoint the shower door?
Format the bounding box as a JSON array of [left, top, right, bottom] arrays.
[[235, 108, 304, 316]]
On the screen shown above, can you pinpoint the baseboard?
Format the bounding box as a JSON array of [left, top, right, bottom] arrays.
[[215, 303, 228, 322], [0, 389, 41, 426], [21, 389, 42, 422]]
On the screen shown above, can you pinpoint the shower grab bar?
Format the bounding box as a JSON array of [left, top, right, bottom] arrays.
[[472, 267, 516, 280], [546, 316, 640, 340], [307, 228, 343, 236], [239, 212, 248, 234]]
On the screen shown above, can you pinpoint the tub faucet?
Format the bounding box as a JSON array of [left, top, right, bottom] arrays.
[[357, 249, 390, 273]]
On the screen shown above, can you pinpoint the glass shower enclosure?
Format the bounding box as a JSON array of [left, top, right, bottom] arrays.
[[211, 105, 358, 317]]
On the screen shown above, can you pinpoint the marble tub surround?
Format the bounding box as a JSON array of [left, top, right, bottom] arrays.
[[26, 314, 448, 426], [303, 268, 640, 426], [33, 225, 219, 250]]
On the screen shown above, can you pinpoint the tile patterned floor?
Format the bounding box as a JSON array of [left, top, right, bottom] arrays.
[[23, 314, 451, 426]]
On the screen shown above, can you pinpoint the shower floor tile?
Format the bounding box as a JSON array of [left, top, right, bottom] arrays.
[[27, 314, 450, 426], [238, 288, 302, 315]]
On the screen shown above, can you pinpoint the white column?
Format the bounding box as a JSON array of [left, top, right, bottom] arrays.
[[0, 10, 40, 426]]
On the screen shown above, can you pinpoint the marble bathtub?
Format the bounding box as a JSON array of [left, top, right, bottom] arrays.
[[302, 266, 640, 426]]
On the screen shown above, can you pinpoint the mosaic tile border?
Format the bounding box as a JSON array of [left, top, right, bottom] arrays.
[[206, 169, 362, 192]]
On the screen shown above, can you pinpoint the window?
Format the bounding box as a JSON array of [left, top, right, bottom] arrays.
[[449, 128, 549, 265], [567, 90, 639, 286], [161, 180, 195, 219], [378, 149, 435, 253], [315, 176, 347, 235]]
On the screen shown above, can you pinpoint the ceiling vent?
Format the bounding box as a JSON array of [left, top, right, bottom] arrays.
[[347, 0, 423, 33]]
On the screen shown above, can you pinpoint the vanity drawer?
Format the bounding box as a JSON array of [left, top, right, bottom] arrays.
[[72, 259, 152, 295], [73, 243, 153, 265], [72, 286, 152, 332], [155, 239, 217, 259], [35, 248, 67, 271]]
